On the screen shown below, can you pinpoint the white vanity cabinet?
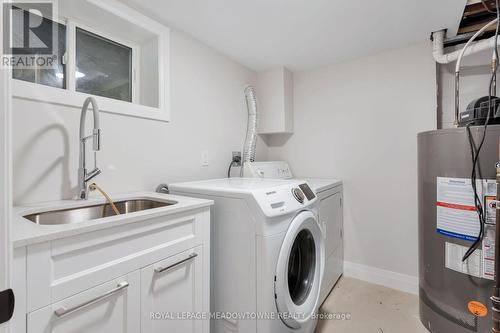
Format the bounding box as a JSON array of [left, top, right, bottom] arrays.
[[11, 194, 212, 333]]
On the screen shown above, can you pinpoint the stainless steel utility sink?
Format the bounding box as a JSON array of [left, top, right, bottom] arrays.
[[23, 199, 175, 225]]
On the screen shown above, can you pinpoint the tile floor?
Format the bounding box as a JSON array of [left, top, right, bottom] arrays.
[[316, 277, 428, 333]]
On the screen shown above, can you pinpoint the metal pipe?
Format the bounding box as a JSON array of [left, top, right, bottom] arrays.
[[455, 72, 460, 127], [455, 19, 499, 74], [433, 28, 500, 65]]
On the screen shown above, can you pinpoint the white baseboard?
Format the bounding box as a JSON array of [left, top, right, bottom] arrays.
[[343, 261, 419, 295]]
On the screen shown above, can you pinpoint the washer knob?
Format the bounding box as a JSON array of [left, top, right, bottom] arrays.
[[292, 188, 305, 203]]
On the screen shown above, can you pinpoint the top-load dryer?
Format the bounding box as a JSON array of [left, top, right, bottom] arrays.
[[242, 161, 343, 304], [169, 178, 324, 333]]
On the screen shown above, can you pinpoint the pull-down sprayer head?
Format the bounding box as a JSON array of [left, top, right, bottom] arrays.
[[78, 97, 102, 200], [80, 97, 101, 151]]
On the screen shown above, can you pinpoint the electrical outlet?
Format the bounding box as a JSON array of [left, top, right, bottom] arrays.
[[232, 151, 242, 166], [201, 150, 209, 166]]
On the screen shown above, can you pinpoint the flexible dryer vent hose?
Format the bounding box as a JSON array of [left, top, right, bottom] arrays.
[[242, 85, 258, 164]]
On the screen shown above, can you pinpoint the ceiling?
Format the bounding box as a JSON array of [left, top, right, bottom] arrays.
[[121, 0, 467, 72]]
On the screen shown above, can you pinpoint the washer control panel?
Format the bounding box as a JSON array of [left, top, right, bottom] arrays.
[[299, 183, 316, 201], [292, 188, 305, 203], [254, 181, 317, 217]]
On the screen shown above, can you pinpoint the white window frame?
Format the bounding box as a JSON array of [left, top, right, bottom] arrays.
[[11, 0, 170, 122]]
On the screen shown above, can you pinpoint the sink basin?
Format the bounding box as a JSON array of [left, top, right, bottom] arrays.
[[23, 199, 175, 225]]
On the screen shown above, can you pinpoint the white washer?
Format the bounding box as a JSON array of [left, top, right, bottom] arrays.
[[170, 178, 325, 333], [242, 161, 343, 304]]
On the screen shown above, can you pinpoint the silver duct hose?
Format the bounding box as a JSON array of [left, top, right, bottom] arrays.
[[242, 85, 258, 164]]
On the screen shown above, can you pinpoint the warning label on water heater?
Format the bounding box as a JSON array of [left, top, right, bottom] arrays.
[[438, 177, 497, 280], [482, 225, 496, 280], [436, 177, 496, 241], [444, 234, 495, 280], [445, 242, 482, 278]]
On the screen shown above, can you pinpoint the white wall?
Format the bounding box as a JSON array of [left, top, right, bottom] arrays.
[[12, 30, 266, 205], [266, 43, 436, 285]]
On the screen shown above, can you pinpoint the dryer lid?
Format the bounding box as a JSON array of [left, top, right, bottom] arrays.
[[274, 211, 325, 329]]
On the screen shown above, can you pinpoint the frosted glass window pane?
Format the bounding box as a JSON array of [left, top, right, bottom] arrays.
[[76, 28, 132, 102]]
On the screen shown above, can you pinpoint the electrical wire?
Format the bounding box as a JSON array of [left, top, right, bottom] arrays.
[[463, 0, 500, 261], [464, 123, 485, 260], [227, 155, 241, 178], [227, 161, 236, 178]]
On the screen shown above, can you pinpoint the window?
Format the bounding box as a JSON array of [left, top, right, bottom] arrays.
[[76, 28, 133, 102], [11, 0, 170, 122], [11, 11, 135, 103], [11, 9, 67, 89]]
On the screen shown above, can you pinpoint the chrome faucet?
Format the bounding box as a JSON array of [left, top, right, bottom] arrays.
[[77, 97, 101, 200]]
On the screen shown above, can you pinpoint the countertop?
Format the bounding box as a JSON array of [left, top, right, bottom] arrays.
[[12, 191, 213, 248]]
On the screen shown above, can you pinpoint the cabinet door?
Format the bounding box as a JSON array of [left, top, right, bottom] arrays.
[[27, 271, 140, 333], [320, 192, 342, 257], [141, 246, 205, 333]]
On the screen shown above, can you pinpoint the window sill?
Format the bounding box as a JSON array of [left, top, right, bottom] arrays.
[[12, 79, 170, 122]]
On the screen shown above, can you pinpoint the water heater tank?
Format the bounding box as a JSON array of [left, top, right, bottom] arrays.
[[418, 125, 500, 333]]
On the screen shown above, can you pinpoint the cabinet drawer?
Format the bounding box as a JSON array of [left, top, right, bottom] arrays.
[[27, 208, 209, 311], [27, 271, 140, 333]]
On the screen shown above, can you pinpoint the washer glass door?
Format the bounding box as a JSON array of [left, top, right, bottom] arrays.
[[275, 211, 324, 329]]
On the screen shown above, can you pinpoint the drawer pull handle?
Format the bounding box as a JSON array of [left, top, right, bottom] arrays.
[[155, 253, 198, 274], [54, 281, 129, 318]]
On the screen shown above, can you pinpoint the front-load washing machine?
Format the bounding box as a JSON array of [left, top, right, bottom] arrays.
[[169, 178, 325, 333], [242, 161, 343, 305]]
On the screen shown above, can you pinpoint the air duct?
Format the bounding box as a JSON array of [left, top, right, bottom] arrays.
[[242, 85, 258, 165]]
